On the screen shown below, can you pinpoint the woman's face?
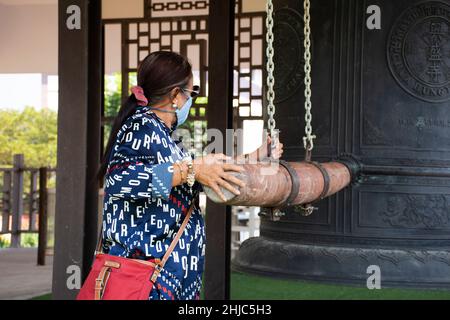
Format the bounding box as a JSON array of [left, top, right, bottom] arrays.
[[173, 76, 193, 110]]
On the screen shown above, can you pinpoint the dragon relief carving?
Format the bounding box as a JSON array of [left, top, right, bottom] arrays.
[[379, 194, 450, 229]]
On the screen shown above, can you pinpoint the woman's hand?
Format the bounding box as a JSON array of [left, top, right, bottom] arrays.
[[256, 134, 284, 160], [193, 153, 246, 202]]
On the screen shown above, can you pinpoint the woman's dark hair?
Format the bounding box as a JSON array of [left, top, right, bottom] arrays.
[[98, 51, 193, 182]]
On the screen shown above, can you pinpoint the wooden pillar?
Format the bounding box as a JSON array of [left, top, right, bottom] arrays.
[[1, 171, 11, 234], [53, 0, 102, 299], [37, 168, 48, 266], [204, 0, 235, 300], [11, 154, 24, 248], [29, 171, 38, 232]]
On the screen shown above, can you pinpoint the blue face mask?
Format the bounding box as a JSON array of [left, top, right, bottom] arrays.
[[175, 95, 192, 127]]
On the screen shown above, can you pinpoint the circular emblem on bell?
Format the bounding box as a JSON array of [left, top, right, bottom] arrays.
[[387, 1, 450, 103], [273, 7, 306, 103]]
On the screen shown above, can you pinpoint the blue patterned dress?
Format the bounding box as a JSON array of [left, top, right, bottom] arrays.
[[101, 106, 206, 300]]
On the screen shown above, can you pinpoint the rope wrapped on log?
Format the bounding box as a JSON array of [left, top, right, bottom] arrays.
[[202, 160, 354, 207]]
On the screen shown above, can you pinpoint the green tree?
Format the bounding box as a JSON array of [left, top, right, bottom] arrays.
[[103, 73, 122, 149], [0, 107, 57, 168]]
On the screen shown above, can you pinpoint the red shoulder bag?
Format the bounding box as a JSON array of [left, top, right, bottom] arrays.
[[76, 200, 195, 300]]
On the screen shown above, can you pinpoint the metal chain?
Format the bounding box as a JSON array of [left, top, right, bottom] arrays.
[[302, 0, 316, 152], [299, 0, 317, 216], [266, 0, 276, 137], [264, 0, 316, 217]]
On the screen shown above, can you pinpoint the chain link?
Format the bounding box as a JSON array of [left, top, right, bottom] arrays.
[[302, 0, 316, 151], [266, 0, 276, 137]]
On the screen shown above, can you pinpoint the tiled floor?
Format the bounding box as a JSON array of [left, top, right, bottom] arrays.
[[0, 248, 53, 300]]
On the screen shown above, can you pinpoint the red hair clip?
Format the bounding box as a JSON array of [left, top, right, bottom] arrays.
[[130, 86, 148, 106]]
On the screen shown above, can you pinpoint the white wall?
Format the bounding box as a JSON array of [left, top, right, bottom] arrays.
[[0, 3, 58, 74]]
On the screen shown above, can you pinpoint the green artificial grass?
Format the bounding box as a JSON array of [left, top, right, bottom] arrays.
[[30, 271, 450, 300], [230, 272, 450, 300], [30, 293, 52, 300]]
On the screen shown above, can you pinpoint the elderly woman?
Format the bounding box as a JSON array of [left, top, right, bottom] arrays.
[[97, 51, 283, 300]]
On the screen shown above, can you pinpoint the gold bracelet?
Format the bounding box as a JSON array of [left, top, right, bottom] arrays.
[[182, 157, 196, 188]]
